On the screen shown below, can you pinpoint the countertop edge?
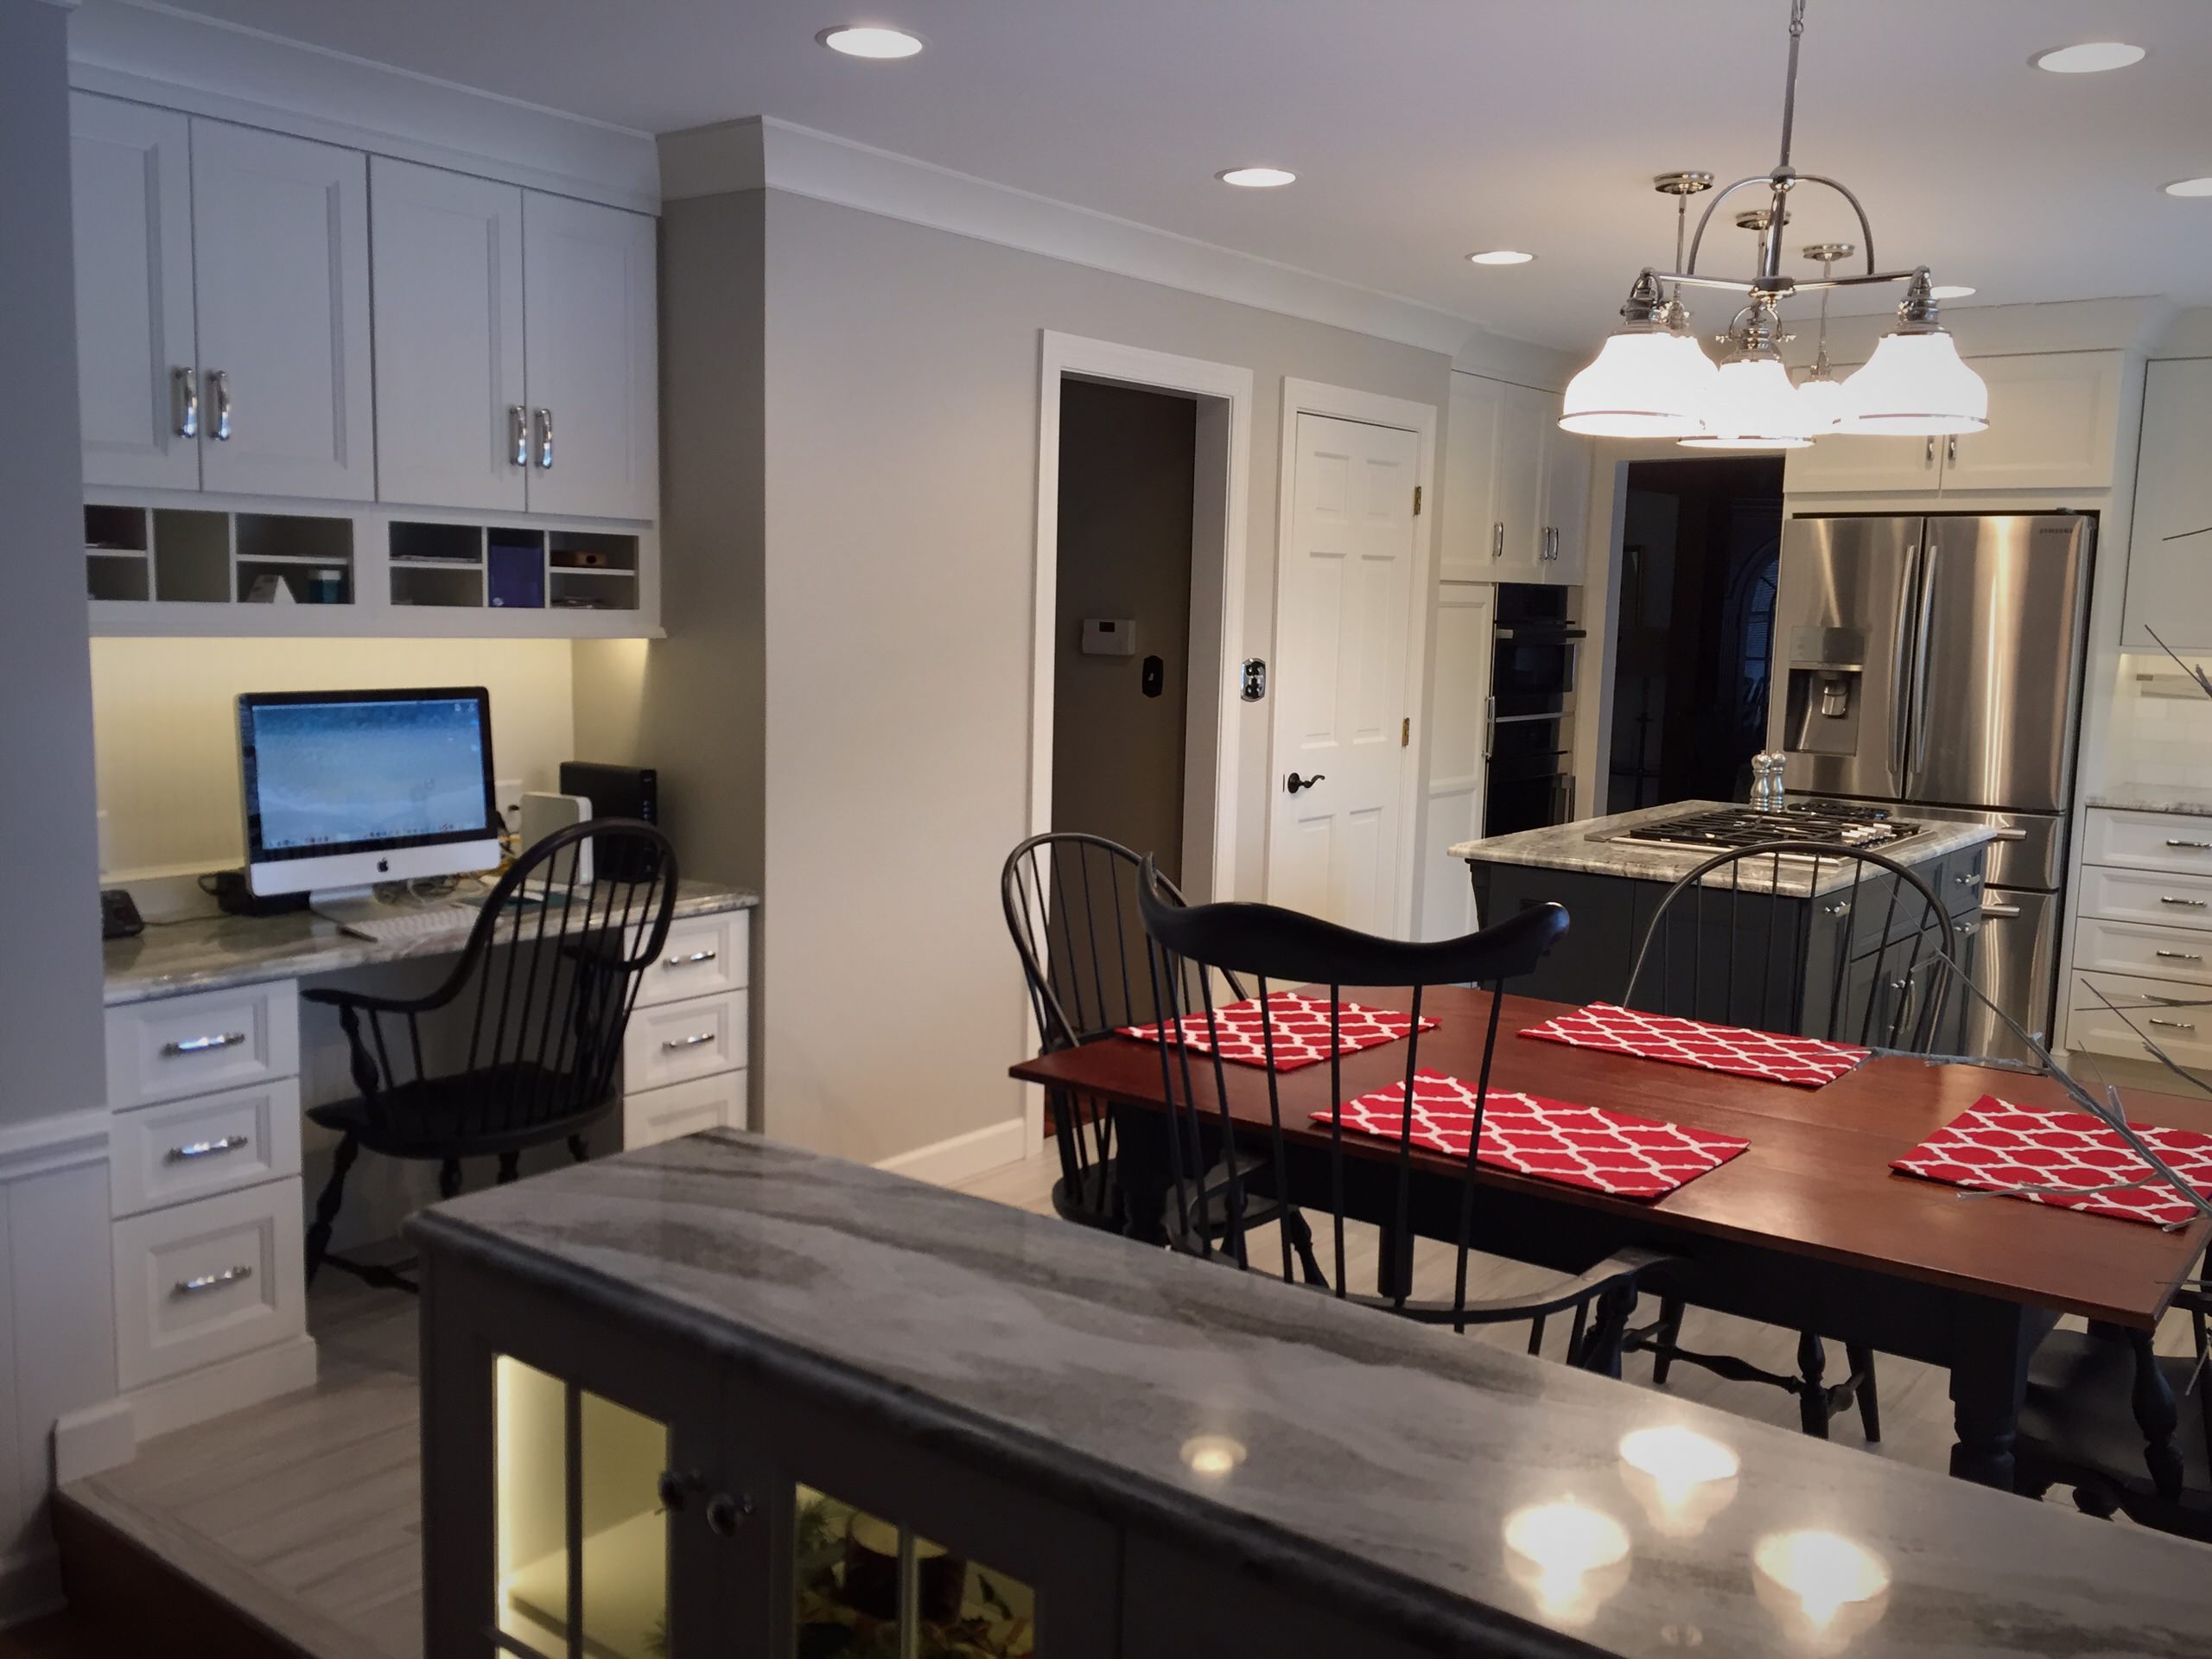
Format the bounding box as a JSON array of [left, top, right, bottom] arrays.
[[2085, 791, 2212, 820]]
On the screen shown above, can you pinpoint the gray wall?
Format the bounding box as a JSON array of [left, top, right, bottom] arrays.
[[1051, 379, 1195, 880], [758, 190, 1449, 1162]]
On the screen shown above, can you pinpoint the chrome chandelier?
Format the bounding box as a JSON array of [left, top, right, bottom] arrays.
[[1560, 0, 1987, 445]]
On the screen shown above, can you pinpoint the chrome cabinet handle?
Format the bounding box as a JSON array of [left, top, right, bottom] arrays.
[[175, 1264, 253, 1296], [164, 1031, 246, 1056], [210, 370, 232, 441], [2158, 895, 2209, 909], [1946, 435, 1958, 467], [662, 1032, 716, 1051], [2165, 838, 2212, 851], [509, 404, 529, 467], [1955, 870, 1982, 887], [1924, 435, 1936, 466], [1482, 693, 1496, 761], [2156, 949, 2205, 962], [664, 949, 719, 967], [1955, 918, 1980, 938], [174, 366, 199, 438], [1491, 521, 1504, 560], [2148, 1017, 2197, 1033], [1823, 899, 1851, 916], [534, 407, 554, 468], [166, 1134, 249, 1163]]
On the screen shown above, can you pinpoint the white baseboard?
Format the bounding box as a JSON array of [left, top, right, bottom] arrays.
[[875, 1117, 1027, 1187], [0, 1544, 62, 1633], [124, 1334, 319, 1445], [54, 1397, 137, 1486]]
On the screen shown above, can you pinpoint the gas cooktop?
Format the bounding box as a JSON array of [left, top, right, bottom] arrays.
[[1605, 801, 1928, 852]]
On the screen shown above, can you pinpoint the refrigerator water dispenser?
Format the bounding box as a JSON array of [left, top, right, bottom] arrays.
[[1780, 626, 1866, 757]]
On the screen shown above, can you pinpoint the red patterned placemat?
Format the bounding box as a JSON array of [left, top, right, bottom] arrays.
[[1119, 991, 1434, 1072], [1519, 1001, 1868, 1089], [1891, 1095, 2212, 1227], [1313, 1069, 1750, 1199]]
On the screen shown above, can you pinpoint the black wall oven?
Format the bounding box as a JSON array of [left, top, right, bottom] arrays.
[[1485, 584, 1581, 835]]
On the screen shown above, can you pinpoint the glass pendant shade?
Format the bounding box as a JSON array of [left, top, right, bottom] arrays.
[[1794, 370, 1852, 433], [1679, 356, 1814, 450], [1560, 330, 1718, 438], [1840, 328, 1987, 434]]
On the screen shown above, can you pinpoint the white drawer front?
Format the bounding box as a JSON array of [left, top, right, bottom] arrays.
[[2074, 917, 2212, 988], [635, 910, 750, 1007], [2077, 865, 2212, 930], [2083, 809, 2212, 875], [113, 1179, 306, 1390], [622, 1067, 746, 1150], [2067, 972, 2212, 1071], [106, 981, 300, 1110], [111, 1077, 303, 1219], [623, 990, 747, 1093]]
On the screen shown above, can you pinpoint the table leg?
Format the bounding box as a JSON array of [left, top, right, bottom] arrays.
[[1376, 1219, 1415, 1300], [1114, 1104, 1170, 1246], [1948, 1300, 2049, 1490]]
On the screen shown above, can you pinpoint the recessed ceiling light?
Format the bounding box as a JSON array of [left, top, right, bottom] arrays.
[[2166, 177, 2212, 198], [1929, 284, 1975, 300], [817, 25, 924, 59], [1469, 250, 1535, 266], [2031, 41, 2145, 73], [1217, 167, 1295, 188]]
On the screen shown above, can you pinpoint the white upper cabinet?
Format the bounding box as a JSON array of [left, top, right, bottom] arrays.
[[71, 95, 199, 491], [371, 159, 527, 512], [1492, 382, 1550, 582], [1440, 374, 1503, 582], [1440, 373, 1589, 588], [521, 193, 658, 522], [1785, 350, 2122, 496], [1541, 410, 1591, 585], [2120, 357, 2212, 653], [191, 121, 374, 500]]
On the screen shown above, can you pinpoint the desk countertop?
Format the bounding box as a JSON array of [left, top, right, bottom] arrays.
[[102, 879, 758, 1007], [413, 1131, 2211, 1659]]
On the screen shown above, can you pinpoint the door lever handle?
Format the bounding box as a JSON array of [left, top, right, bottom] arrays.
[[1285, 772, 1326, 795]]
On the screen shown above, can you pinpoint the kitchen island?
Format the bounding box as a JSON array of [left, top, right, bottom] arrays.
[[1452, 801, 2001, 1052], [409, 1130, 2210, 1657]]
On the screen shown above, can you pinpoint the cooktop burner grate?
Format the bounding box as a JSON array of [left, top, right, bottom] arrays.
[[1608, 802, 1928, 852]]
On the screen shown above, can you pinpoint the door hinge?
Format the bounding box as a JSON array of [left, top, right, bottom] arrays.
[[1401, 716, 1410, 747], [1413, 485, 1422, 516]]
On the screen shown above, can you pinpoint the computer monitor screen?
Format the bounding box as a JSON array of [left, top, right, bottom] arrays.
[[239, 689, 499, 895]]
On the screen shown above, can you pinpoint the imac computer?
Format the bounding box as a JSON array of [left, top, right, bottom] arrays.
[[238, 688, 501, 931]]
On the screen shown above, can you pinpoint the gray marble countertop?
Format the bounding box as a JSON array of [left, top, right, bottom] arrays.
[[102, 878, 757, 1006], [1451, 800, 1999, 897], [413, 1132, 2209, 1658], [2087, 785, 2212, 819]]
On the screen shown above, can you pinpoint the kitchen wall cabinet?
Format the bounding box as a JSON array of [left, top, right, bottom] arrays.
[[2120, 356, 2212, 652], [191, 120, 376, 501], [70, 96, 199, 492], [370, 159, 528, 513], [1417, 582, 1492, 940], [1785, 350, 2123, 497], [1440, 372, 1587, 587]]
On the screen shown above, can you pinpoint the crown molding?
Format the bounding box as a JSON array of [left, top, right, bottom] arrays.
[[662, 115, 1479, 357], [67, 0, 658, 212], [1778, 295, 2174, 367]]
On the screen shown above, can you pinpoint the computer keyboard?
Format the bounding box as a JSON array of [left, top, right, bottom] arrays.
[[336, 904, 476, 942]]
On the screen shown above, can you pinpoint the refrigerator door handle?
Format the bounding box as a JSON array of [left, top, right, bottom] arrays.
[[1904, 537, 1939, 791], [1889, 540, 1922, 787]]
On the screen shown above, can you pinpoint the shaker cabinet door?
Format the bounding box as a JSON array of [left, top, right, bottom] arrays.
[[2122, 357, 2212, 652], [191, 119, 375, 500], [71, 94, 200, 491]]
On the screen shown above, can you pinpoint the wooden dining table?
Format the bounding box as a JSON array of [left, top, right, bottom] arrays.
[[1009, 987, 2211, 1493]]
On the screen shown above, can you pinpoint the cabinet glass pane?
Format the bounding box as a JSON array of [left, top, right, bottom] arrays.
[[793, 1484, 1036, 1657], [497, 1357, 569, 1657], [581, 1390, 671, 1659]]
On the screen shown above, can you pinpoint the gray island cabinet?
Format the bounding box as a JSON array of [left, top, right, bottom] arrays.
[[1452, 802, 2001, 1052], [410, 1131, 2208, 1658]]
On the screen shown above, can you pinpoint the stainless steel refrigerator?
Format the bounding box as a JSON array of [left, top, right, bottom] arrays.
[[1768, 514, 2094, 1060]]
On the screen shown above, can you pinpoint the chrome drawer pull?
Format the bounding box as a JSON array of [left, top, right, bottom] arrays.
[[2157, 949, 2206, 963], [664, 949, 719, 967], [2158, 895, 2209, 909], [167, 1134, 249, 1163], [175, 1264, 253, 1296], [2165, 838, 2212, 850], [164, 1031, 246, 1056], [2147, 1017, 2197, 1033], [663, 1032, 717, 1051]]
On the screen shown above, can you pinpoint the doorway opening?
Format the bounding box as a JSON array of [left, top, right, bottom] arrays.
[[1606, 456, 1784, 809]]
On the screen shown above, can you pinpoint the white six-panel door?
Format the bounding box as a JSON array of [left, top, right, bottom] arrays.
[[370, 157, 527, 512], [191, 120, 374, 500], [522, 192, 658, 521], [70, 94, 200, 491], [1268, 412, 1422, 933]]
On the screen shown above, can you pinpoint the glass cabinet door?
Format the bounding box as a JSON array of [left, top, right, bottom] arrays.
[[791, 1484, 1038, 1659]]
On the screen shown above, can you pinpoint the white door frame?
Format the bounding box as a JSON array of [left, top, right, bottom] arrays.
[[1266, 377, 1440, 935], [1026, 331, 1255, 1154]]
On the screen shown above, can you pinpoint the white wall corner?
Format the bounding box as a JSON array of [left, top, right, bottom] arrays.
[[658, 117, 766, 201], [0, 1545, 63, 1631], [875, 1117, 1026, 1187], [52, 1397, 135, 1486]]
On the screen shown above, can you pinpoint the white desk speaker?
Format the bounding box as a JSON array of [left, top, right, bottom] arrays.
[[519, 791, 594, 889]]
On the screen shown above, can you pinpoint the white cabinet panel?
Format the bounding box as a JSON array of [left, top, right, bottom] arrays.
[[622, 989, 747, 1093], [2122, 358, 2212, 652], [1440, 375, 1502, 582], [191, 120, 374, 499], [2074, 918, 2212, 988], [111, 1178, 306, 1390], [105, 979, 300, 1111], [1541, 417, 1590, 584], [71, 94, 199, 491], [1419, 583, 1491, 940], [2082, 806, 2212, 874], [110, 1077, 302, 1219], [1942, 352, 2121, 493], [522, 193, 658, 521], [634, 909, 750, 1007], [1784, 374, 1942, 494], [371, 158, 526, 512], [2077, 864, 2212, 930], [622, 1068, 746, 1150], [1491, 382, 1549, 583], [2067, 971, 2212, 1071]]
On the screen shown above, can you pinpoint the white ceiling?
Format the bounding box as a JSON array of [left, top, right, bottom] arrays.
[[140, 0, 2212, 350]]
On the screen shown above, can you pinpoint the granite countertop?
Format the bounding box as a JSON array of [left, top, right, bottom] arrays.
[[1451, 800, 1999, 898], [412, 1132, 2209, 1658], [102, 877, 757, 1006], [2087, 785, 2212, 819]]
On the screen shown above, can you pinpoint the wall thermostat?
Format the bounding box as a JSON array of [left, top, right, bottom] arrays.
[[1081, 618, 1137, 658]]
